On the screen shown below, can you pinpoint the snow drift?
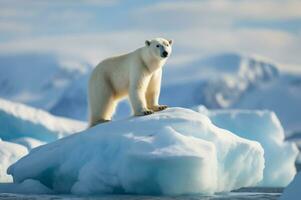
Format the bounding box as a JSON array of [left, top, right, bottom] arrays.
[[195, 106, 298, 187], [8, 108, 264, 195], [0, 98, 86, 142]]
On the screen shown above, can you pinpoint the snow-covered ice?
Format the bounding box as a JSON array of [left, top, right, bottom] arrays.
[[280, 172, 301, 200], [7, 108, 264, 195], [0, 98, 87, 142], [0, 139, 28, 182], [195, 106, 298, 187], [0, 98, 87, 182]]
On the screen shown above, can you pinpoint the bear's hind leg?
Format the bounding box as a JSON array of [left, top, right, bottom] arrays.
[[89, 94, 117, 127], [88, 80, 118, 127]]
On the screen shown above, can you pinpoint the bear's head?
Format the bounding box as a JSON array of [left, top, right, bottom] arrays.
[[145, 38, 173, 60]]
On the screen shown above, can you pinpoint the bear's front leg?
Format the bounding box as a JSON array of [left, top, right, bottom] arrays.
[[129, 72, 154, 116], [146, 69, 168, 112], [130, 88, 154, 116]]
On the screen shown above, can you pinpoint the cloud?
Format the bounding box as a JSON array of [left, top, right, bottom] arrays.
[[0, 31, 156, 66], [0, 0, 119, 8], [128, 0, 301, 70], [168, 27, 301, 67], [0, 27, 300, 70], [0, 21, 32, 34], [0, 0, 121, 36], [139, 0, 301, 21]]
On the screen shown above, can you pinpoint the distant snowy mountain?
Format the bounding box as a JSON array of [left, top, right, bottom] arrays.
[[49, 73, 90, 120], [0, 53, 91, 110], [161, 53, 301, 134], [199, 54, 279, 108], [162, 53, 280, 108], [1, 52, 300, 133], [43, 53, 301, 134]]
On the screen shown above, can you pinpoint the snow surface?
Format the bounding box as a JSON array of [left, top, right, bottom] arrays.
[[7, 108, 265, 195], [0, 98, 86, 142], [280, 172, 301, 200], [0, 139, 28, 182], [194, 106, 298, 187]]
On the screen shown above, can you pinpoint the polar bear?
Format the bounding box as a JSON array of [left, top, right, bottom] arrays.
[[88, 37, 173, 127]]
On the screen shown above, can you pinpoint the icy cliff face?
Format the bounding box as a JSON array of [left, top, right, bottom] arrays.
[[195, 106, 298, 187], [8, 108, 264, 195]]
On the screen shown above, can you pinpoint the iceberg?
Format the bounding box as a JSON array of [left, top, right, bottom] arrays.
[[0, 98, 86, 142], [7, 108, 264, 195], [0, 179, 52, 194], [195, 106, 298, 187], [0, 98, 87, 182]]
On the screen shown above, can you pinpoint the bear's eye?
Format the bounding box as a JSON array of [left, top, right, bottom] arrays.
[[156, 45, 160, 48]]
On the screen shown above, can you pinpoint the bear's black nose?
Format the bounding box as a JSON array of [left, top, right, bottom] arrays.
[[162, 51, 168, 58]]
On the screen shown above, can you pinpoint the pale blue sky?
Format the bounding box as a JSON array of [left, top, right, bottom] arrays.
[[0, 0, 301, 71]]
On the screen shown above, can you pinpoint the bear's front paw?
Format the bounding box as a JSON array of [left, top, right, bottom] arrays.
[[143, 110, 154, 115], [135, 109, 154, 116], [152, 105, 168, 112]]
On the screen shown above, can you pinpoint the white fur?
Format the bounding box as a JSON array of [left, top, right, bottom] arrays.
[[88, 38, 173, 127]]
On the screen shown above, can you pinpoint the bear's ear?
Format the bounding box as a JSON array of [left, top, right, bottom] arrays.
[[168, 39, 173, 45], [145, 40, 151, 46]]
